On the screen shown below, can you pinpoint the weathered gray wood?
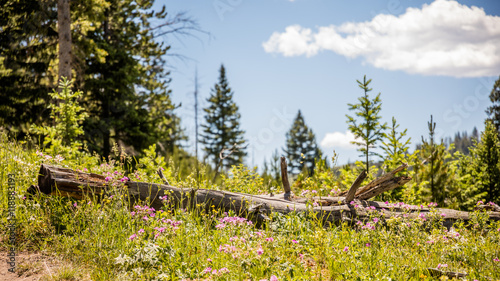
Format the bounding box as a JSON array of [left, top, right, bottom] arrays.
[[339, 163, 408, 199], [344, 170, 367, 203], [32, 164, 500, 228], [280, 157, 291, 201]]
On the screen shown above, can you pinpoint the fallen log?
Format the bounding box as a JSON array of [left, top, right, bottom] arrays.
[[27, 164, 500, 228]]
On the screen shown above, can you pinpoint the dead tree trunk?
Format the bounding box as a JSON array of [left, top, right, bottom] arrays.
[[28, 164, 500, 228]]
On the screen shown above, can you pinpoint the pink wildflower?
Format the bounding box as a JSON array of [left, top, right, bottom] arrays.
[[138, 229, 145, 234], [257, 247, 264, 255], [202, 267, 212, 274], [270, 275, 278, 281], [292, 240, 298, 244], [494, 258, 500, 262], [129, 234, 137, 240], [343, 246, 349, 252], [437, 263, 448, 269], [365, 243, 371, 247], [266, 237, 274, 242]]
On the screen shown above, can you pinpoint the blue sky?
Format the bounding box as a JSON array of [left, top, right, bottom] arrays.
[[156, 0, 500, 167]]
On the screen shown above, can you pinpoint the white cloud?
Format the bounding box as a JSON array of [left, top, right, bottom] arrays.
[[320, 131, 359, 149], [262, 0, 500, 77]]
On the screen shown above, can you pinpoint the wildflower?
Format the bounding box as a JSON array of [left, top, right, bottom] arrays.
[[105, 176, 112, 182], [350, 201, 355, 205], [441, 213, 446, 217], [207, 258, 212, 262], [120, 176, 129, 183], [477, 200, 484, 205], [257, 247, 264, 255], [311, 190, 317, 194], [138, 229, 145, 234], [73, 202, 77, 207], [365, 243, 371, 247], [215, 223, 226, 229], [437, 263, 448, 269], [254, 231, 264, 237], [130, 211, 136, 216], [266, 237, 274, 242], [129, 234, 137, 240], [494, 258, 499, 262], [270, 275, 278, 281], [219, 267, 230, 274], [373, 218, 379, 223], [202, 267, 212, 274], [343, 246, 349, 252], [313, 202, 319, 207], [292, 240, 299, 244]]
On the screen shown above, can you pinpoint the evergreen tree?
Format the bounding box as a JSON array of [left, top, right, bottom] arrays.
[[0, 0, 188, 158], [381, 117, 411, 171], [486, 75, 500, 134], [79, 0, 184, 158], [0, 0, 58, 137], [346, 75, 387, 173], [418, 115, 452, 206], [284, 110, 321, 175], [200, 64, 246, 170], [380, 117, 411, 200], [469, 120, 500, 203]]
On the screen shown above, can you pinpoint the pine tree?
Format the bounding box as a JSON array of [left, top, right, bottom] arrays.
[[284, 110, 321, 175], [380, 117, 411, 200], [200, 64, 246, 171], [469, 120, 500, 203], [418, 115, 452, 206], [486, 75, 500, 134], [346, 75, 387, 173], [381, 117, 411, 171], [1, 0, 188, 159], [79, 0, 183, 158], [0, 0, 58, 137]]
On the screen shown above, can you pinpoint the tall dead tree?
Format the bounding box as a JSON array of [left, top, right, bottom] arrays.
[[57, 0, 72, 82]]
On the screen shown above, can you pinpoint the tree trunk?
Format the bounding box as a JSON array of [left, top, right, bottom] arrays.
[[28, 164, 500, 228], [57, 0, 72, 81]]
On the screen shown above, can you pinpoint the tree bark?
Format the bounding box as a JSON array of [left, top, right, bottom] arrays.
[[280, 157, 291, 200], [58, 0, 72, 81], [28, 164, 500, 228]]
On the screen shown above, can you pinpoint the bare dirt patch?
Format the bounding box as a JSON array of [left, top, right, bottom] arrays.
[[1, 251, 88, 281]]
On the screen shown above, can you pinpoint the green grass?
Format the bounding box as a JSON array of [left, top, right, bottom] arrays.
[[1, 135, 499, 280]]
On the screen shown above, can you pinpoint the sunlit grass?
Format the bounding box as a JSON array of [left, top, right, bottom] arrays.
[[1, 135, 499, 280]]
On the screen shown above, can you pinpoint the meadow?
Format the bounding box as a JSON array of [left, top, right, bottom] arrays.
[[1, 135, 499, 281]]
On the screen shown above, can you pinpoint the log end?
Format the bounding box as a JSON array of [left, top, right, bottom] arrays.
[[38, 164, 54, 194]]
